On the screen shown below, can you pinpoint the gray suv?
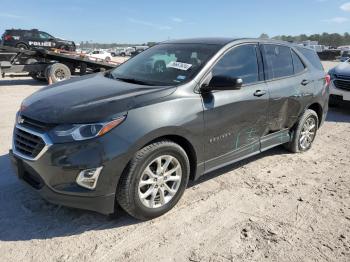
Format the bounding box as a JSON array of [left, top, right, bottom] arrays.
[[10, 38, 329, 220]]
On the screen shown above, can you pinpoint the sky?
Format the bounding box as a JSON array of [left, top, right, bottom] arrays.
[[1, 0, 350, 44]]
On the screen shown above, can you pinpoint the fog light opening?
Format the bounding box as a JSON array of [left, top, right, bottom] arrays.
[[76, 167, 103, 190]]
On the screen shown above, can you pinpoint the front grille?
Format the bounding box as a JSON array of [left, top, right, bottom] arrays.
[[14, 128, 46, 158], [334, 79, 350, 91], [21, 115, 55, 131]]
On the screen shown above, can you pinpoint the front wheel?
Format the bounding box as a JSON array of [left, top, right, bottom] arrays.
[[59, 45, 69, 51], [117, 141, 190, 220], [284, 109, 319, 153]]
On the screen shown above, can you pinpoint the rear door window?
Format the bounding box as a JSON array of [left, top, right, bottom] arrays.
[[296, 47, 324, 71], [291, 50, 305, 74], [212, 44, 260, 85], [261, 44, 294, 80], [23, 31, 34, 38]]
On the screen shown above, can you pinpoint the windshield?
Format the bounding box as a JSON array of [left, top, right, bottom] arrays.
[[109, 43, 220, 86]]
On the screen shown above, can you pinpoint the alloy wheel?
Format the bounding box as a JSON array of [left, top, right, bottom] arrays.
[[299, 117, 316, 150], [138, 155, 182, 208]]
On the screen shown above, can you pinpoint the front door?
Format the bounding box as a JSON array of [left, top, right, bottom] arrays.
[[202, 44, 269, 172], [29, 31, 55, 49]]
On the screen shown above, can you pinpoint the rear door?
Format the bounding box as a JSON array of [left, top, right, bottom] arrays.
[[260, 44, 311, 132], [202, 43, 269, 171]]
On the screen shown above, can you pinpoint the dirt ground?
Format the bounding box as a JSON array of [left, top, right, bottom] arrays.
[[0, 61, 349, 262]]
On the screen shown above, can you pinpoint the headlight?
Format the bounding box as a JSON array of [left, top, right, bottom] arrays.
[[54, 116, 125, 141]]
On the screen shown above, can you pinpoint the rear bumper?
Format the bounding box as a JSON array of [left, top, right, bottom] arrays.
[[9, 149, 116, 214]]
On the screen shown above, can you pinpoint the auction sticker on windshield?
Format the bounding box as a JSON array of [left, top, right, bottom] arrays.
[[167, 61, 192, 71]]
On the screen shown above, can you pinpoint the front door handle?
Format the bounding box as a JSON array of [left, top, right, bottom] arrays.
[[301, 79, 310, 86], [254, 90, 267, 97]]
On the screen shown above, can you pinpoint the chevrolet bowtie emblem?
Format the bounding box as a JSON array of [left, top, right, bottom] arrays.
[[17, 115, 25, 124]]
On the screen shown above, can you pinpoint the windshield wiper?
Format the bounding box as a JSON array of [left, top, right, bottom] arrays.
[[115, 77, 155, 86]]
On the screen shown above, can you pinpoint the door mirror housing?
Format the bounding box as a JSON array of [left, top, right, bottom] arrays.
[[201, 75, 243, 92]]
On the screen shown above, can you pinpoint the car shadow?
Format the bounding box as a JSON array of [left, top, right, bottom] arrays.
[[0, 78, 46, 86], [0, 153, 140, 242], [326, 105, 350, 123]]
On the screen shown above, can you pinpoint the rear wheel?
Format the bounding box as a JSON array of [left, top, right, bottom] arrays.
[[284, 109, 318, 153], [117, 140, 190, 220], [47, 63, 71, 83], [16, 43, 28, 50]]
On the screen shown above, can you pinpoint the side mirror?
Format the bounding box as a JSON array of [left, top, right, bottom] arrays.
[[201, 75, 243, 92]]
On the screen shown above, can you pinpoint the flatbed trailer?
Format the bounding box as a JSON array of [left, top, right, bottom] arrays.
[[0, 46, 119, 83]]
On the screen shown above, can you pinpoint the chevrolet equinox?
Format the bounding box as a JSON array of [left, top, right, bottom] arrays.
[[10, 38, 330, 220]]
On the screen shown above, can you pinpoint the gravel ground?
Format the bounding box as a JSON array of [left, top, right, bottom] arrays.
[[0, 61, 349, 262]]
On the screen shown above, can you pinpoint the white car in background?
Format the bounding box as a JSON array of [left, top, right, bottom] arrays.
[[116, 47, 135, 57], [329, 60, 350, 105], [86, 50, 112, 62]]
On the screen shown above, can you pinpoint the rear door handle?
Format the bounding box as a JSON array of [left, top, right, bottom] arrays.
[[301, 79, 310, 86], [254, 90, 267, 97]]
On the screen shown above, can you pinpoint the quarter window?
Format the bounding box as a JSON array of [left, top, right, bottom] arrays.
[[262, 44, 294, 80], [212, 45, 259, 85], [296, 47, 324, 71], [291, 50, 305, 74]]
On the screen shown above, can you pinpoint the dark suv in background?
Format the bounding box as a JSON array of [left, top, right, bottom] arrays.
[[1, 29, 76, 51], [10, 38, 329, 220]]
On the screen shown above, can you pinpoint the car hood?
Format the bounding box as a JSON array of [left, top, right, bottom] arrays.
[[331, 62, 350, 75], [21, 73, 176, 124]]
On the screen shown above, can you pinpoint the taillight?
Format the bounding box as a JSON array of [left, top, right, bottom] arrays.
[[325, 74, 331, 86], [4, 35, 13, 41]]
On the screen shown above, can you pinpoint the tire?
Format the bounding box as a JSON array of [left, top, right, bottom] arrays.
[[117, 140, 190, 220], [284, 109, 319, 153], [47, 63, 71, 83], [44, 65, 51, 80], [16, 43, 28, 50], [59, 45, 69, 51]]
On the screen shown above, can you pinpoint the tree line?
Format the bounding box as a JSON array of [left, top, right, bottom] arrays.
[[79, 33, 350, 50], [259, 33, 350, 48]]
